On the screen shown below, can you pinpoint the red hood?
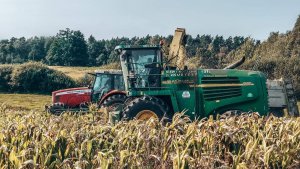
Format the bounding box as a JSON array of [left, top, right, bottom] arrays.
[[51, 87, 92, 105], [52, 87, 91, 95]]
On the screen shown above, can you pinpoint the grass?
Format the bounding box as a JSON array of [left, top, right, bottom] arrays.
[[0, 93, 51, 111], [49, 66, 100, 79]]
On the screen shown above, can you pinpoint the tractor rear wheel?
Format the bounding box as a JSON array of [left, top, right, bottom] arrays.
[[101, 94, 127, 111], [122, 96, 170, 121]]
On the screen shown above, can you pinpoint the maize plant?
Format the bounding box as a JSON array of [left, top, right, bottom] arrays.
[[0, 105, 300, 168]]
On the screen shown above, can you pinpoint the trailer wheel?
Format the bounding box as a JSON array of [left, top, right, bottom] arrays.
[[269, 108, 284, 117], [102, 94, 127, 111], [122, 96, 170, 121]]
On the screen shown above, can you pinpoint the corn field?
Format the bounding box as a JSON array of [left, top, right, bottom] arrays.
[[0, 105, 300, 169]]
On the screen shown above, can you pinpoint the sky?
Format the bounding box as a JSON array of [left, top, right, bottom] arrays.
[[0, 0, 299, 40]]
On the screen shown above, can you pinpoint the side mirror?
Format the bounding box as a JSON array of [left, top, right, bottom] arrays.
[[115, 49, 122, 55]]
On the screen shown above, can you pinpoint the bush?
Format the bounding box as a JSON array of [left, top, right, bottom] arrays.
[[10, 62, 76, 93], [0, 65, 13, 91], [76, 73, 94, 87]]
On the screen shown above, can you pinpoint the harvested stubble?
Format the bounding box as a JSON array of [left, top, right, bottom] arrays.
[[0, 105, 300, 169]]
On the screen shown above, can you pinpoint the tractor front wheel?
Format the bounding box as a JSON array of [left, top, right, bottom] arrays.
[[46, 103, 65, 115], [122, 96, 170, 121], [101, 94, 127, 111]]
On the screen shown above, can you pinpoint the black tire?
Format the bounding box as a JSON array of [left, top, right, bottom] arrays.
[[269, 108, 284, 117], [122, 96, 170, 121], [101, 94, 127, 111], [47, 104, 65, 115]]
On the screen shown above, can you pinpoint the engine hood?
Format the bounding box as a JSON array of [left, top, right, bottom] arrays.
[[52, 87, 92, 96]]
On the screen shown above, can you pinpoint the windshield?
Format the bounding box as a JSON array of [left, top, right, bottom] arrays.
[[93, 74, 112, 93], [127, 49, 161, 88], [114, 74, 125, 90], [130, 50, 157, 73]]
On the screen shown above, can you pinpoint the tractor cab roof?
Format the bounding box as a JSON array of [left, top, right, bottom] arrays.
[[115, 45, 160, 50], [89, 70, 122, 76]]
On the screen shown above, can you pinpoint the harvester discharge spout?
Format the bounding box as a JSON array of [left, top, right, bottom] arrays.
[[167, 28, 187, 70], [223, 56, 245, 69]]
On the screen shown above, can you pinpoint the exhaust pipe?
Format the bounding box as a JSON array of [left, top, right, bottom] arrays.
[[223, 56, 245, 69]]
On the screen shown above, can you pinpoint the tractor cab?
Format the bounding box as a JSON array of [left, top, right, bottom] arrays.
[[90, 70, 125, 103], [116, 45, 162, 90]]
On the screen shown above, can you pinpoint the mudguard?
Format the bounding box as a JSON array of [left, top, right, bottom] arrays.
[[99, 90, 126, 105]]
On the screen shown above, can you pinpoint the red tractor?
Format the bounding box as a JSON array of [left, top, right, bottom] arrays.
[[45, 70, 127, 115]]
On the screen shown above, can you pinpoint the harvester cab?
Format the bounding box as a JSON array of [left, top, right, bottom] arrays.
[[46, 70, 126, 115], [117, 45, 163, 90], [116, 28, 270, 121]]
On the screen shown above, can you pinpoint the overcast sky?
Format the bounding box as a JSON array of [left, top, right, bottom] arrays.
[[0, 0, 299, 40]]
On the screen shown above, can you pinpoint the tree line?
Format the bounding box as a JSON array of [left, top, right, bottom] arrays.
[[0, 28, 246, 66], [0, 15, 300, 96], [206, 15, 300, 96]]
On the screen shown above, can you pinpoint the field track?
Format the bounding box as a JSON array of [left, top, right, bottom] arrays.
[[49, 63, 120, 79], [0, 93, 51, 111]]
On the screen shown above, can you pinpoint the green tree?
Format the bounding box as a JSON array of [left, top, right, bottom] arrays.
[[46, 28, 88, 66], [289, 15, 300, 57], [12, 37, 30, 63], [46, 39, 64, 65], [87, 35, 107, 66], [0, 40, 9, 63], [28, 37, 47, 61]]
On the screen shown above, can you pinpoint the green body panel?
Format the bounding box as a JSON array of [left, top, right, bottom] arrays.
[[196, 69, 268, 117], [116, 45, 269, 119], [128, 69, 269, 118]]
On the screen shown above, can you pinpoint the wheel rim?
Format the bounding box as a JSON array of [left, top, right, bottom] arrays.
[[136, 110, 158, 120]]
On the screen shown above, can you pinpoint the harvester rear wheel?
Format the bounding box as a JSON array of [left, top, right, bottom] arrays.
[[136, 110, 158, 120], [102, 94, 127, 111], [122, 96, 170, 121]]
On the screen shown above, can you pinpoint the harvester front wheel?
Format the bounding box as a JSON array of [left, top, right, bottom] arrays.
[[122, 96, 170, 121], [102, 94, 127, 111]]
